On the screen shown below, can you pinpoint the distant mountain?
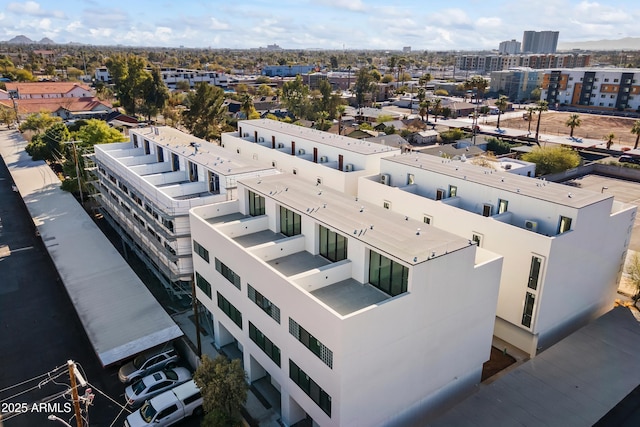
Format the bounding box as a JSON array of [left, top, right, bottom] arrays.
[[3, 35, 57, 44], [559, 37, 640, 51], [7, 35, 33, 44]]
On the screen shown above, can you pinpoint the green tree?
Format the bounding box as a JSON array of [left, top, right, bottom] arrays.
[[256, 84, 274, 97], [0, 57, 15, 74], [182, 82, 228, 141], [534, 100, 549, 145], [19, 111, 61, 134], [604, 132, 616, 150], [381, 74, 394, 83], [625, 252, 640, 306], [522, 146, 581, 176], [193, 355, 248, 427], [494, 95, 508, 129], [433, 88, 448, 96], [280, 75, 309, 119], [353, 67, 375, 108], [0, 105, 17, 129], [486, 137, 512, 155], [139, 66, 170, 121], [336, 104, 346, 135], [419, 100, 431, 123], [631, 120, 640, 150], [565, 114, 582, 138], [526, 106, 537, 134], [375, 114, 395, 124], [439, 128, 466, 142], [418, 73, 432, 89], [432, 98, 442, 122], [105, 54, 149, 115], [530, 87, 541, 101], [464, 76, 489, 104], [74, 119, 127, 146], [175, 80, 191, 91], [25, 122, 70, 161]]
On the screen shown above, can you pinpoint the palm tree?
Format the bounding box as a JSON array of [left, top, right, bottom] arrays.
[[240, 93, 254, 119], [494, 95, 508, 129], [337, 104, 346, 135], [631, 120, 640, 150], [526, 106, 536, 134], [565, 114, 582, 138], [432, 98, 442, 122], [317, 110, 329, 130], [604, 132, 616, 150], [534, 100, 549, 145], [419, 100, 431, 123], [464, 76, 489, 104]]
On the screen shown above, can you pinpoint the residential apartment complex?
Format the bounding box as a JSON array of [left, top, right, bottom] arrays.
[[93, 66, 229, 89], [455, 53, 590, 73], [221, 119, 400, 195], [92, 126, 277, 299], [356, 154, 635, 356], [490, 68, 545, 101], [522, 30, 559, 54], [541, 68, 640, 111], [89, 120, 635, 425], [189, 175, 503, 426], [498, 39, 521, 55]]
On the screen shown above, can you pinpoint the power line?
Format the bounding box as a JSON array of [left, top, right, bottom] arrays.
[[0, 364, 66, 394], [0, 370, 67, 403]]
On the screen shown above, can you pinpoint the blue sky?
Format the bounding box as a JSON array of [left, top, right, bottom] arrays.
[[0, 0, 638, 50]]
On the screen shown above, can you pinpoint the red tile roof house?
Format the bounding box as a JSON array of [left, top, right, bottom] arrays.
[[0, 82, 113, 120]]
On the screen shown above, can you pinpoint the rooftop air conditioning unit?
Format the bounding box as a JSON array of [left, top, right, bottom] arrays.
[[277, 143, 285, 148], [524, 220, 538, 232], [320, 156, 328, 163], [381, 174, 390, 186], [344, 163, 354, 172], [298, 149, 306, 155]]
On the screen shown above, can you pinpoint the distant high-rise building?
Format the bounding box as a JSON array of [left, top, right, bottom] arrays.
[[498, 39, 521, 55], [403, 46, 411, 53], [522, 31, 559, 54]]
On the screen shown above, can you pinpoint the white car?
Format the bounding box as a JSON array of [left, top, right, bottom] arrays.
[[118, 346, 179, 383], [124, 380, 203, 427], [124, 367, 191, 408]]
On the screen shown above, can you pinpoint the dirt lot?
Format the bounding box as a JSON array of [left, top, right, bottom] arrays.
[[500, 112, 640, 147]]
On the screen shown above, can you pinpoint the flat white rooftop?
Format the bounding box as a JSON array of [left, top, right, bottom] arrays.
[[240, 174, 472, 265], [130, 126, 275, 177], [238, 119, 401, 156], [384, 153, 609, 209]]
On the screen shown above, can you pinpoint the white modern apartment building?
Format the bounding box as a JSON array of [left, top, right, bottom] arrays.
[[221, 119, 400, 195], [92, 126, 277, 299], [357, 154, 636, 356], [541, 68, 640, 112], [189, 174, 502, 426], [93, 67, 229, 89]]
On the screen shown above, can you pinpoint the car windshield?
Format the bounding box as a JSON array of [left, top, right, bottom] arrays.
[[139, 401, 157, 423], [133, 354, 148, 369], [164, 369, 178, 381], [131, 378, 147, 395]]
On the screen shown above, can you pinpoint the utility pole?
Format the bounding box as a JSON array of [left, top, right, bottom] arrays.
[[67, 360, 84, 427], [65, 141, 83, 205]]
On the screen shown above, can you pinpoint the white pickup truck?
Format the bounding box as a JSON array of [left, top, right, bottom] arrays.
[[124, 380, 203, 427]]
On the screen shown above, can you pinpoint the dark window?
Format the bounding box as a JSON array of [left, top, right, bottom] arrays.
[[498, 199, 508, 214], [319, 225, 347, 262], [217, 292, 242, 329], [157, 147, 164, 163], [171, 153, 180, 171], [208, 171, 220, 193], [289, 360, 331, 417], [289, 318, 332, 368], [249, 190, 265, 216], [522, 292, 535, 328], [249, 322, 281, 367], [528, 256, 542, 290], [215, 258, 241, 289], [558, 216, 572, 234], [248, 284, 280, 323], [368, 250, 408, 297], [144, 139, 150, 155], [188, 161, 198, 182], [280, 206, 301, 237], [196, 272, 212, 298], [193, 240, 210, 263]]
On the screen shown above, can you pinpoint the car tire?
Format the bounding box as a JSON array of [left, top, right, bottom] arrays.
[[193, 406, 203, 417]]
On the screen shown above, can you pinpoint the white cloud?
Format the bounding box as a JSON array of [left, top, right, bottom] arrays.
[[210, 17, 229, 31], [7, 1, 64, 18], [318, 0, 366, 12]]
